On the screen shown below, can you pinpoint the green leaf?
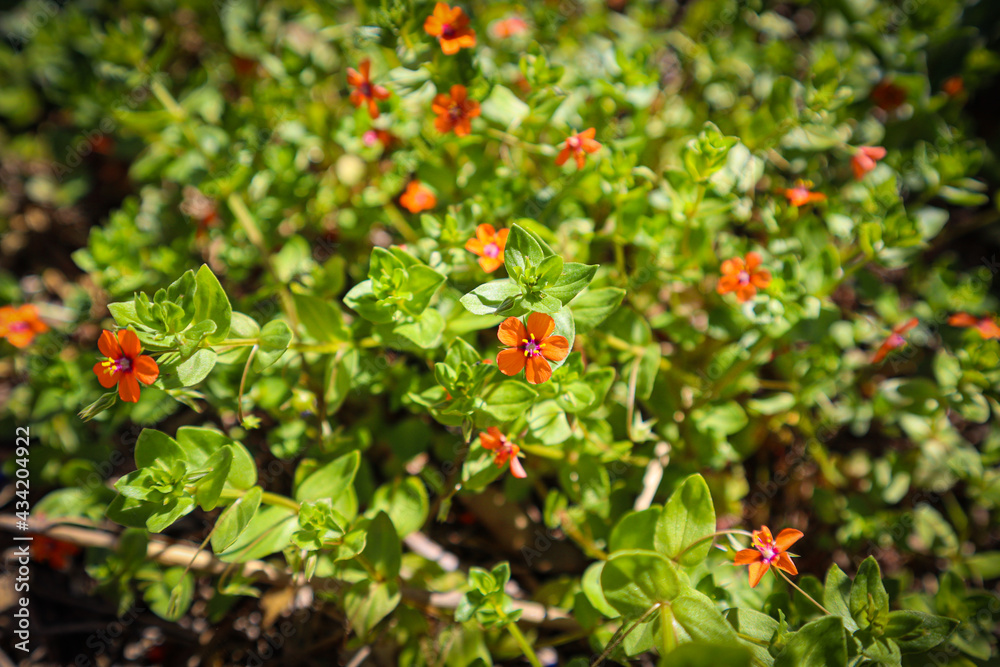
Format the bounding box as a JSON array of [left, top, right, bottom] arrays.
[[546, 263, 598, 305], [460, 279, 522, 316], [672, 590, 741, 646], [344, 280, 395, 323], [824, 564, 859, 632], [292, 292, 349, 343], [774, 616, 847, 667], [217, 506, 298, 562], [134, 429, 185, 469], [211, 486, 262, 553], [158, 348, 217, 388], [193, 446, 232, 511], [504, 223, 545, 283], [581, 562, 620, 618], [663, 643, 752, 667], [362, 511, 402, 579], [725, 608, 779, 666], [144, 567, 195, 622], [395, 308, 445, 348], [345, 580, 401, 638], [146, 496, 196, 533], [535, 255, 565, 289], [480, 85, 530, 126], [527, 399, 572, 444], [294, 451, 361, 520], [570, 287, 625, 334], [481, 381, 538, 422], [175, 427, 256, 489], [108, 301, 141, 327], [884, 611, 958, 654], [600, 549, 685, 618], [850, 556, 890, 632], [610, 507, 661, 552], [654, 474, 716, 566], [192, 265, 232, 343], [254, 320, 292, 370], [371, 477, 429, 538], [401, 264, 446, 316]]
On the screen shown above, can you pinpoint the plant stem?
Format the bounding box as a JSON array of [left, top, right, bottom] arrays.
[[506, 621, 544, 667], [775, 568, 832, 616], [672, 529, 755, 562], [591, 603, 661, 667]]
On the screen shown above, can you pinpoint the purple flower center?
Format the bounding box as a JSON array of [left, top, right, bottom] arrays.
[[442, 23, 455, 38], [888, 333, 905, 348], [738, 271, 751, 286], [359, 82, 372, 98], [521, 335, 543, 357], [8, 321, 29, 333], [483, 242, 500, 258]]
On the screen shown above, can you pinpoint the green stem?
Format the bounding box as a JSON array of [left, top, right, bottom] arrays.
[[591, 603, 662, 667], [775, 568, 832, 616], [672, 529, 754, 562], [506, 620, 544, 667], [384, 202, 420, 243], [681, 183, 706, 256]]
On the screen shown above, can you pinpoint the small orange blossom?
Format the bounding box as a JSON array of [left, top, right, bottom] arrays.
[[496, 312, 570, 385], [424, 3, 476, 55], [400, 181, 437, 213], [347, 60, 390, 119], [480, 427, 526, 478], [734, 525, 803, 588], [0, 304, 48, 348], [432, 84, 481, 136], [872, 317, 919, 363], [93, 329, 159, 403], [851, 146, 887, 180], [717, 252, 772, 303], [465, 224, 509, 273], [782, 180, 827, 207], [948, 313, 1000, 340], [555, 128, 601, 170]]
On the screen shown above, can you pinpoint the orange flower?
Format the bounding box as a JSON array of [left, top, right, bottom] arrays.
[[555, 128, 601, 170], [734, 525, 803, 588], [948, 313, 1000, 340], [93, 329, 160, 403], [942, 75, 964, 97], [399, 181, 437, 213], [32, 535, 81, 570], [0, 304, 48, 348], [347, 60, 390, 119], [432, 85, 481, 136], [480, 427, 526, 478], [716, 252, 772, 303], [489, 16, 529, 39], [871, 317, 919, 363], [871, 79, 906, 112], [465, 224, 509, 272], [424, 3, 476, 55], [496, 312, 570, 385], [782, 180, 827, 207], [851, 146, 887, 180]]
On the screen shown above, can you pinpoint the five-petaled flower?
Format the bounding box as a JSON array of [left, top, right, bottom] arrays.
[[400, 181, 437, 213], [93, 329, 160, 403], [782, 180, 827, 207], [555, 128, 601, 170], [465, 223, 509, 273], [871, 80, 906, 112], [347, 60, 390, 119], [432, 84, 481, 137], [496, 312, 570, 385], [851, 146, 887, 180], [32, 534, 81, 570], [0, 304, 48, 348], [424, 3, 476, 55], [948, 313, 1000, 340], [480, 427, 526, 478], [734, 525, 803, 588], [872, 317, 919, 364], [489, 16, 529, 39], [717, 252, 772, 303]]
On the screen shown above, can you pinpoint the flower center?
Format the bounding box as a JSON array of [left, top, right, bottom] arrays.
[[441, 23, 455, 38], [8, 321, 29, 333], [103, 356, 131, 375], [888, 333, 905, 348], [521, 334, 544, 357], [483, 242, 500, 258], [568, 135, 581, 150], [738, 271, 751, 285], [359, 82, 372, 97], [757, 543, 778, 563]]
